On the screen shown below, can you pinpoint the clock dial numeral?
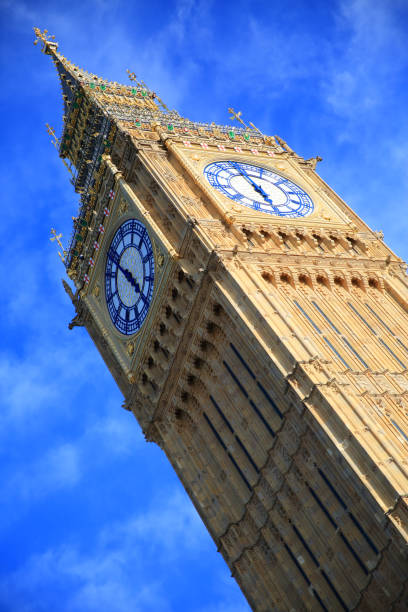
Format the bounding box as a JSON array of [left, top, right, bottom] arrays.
[[105, 219, 155, 336], [108, 248, 120, 265], [204, 161, 314, 218]]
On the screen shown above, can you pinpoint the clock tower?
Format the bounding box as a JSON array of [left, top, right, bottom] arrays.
[[36, 29, 408, 611]]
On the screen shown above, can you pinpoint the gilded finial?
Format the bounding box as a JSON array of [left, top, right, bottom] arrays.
[[228, 107, 247, 128], [33, 27, 57, 48], [50, 228, 67, 262], [46, 123, 74, 177], [156, 96, 169, 111], [126, 69, 150, 91], [126, 69, 138, 83], [46, 123, 57, 142], [248, 122, 263, 135], [228, 108, 266, 137]]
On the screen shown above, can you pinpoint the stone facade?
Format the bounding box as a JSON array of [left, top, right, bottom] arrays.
[[36, 28, 408, 611]]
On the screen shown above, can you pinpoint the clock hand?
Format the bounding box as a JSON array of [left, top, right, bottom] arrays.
[[108, 251, 140, 292], [119, 264, 141, 292], [232, 163, 273, 203]]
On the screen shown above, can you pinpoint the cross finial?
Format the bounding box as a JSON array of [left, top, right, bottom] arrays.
[[33, 27, 57, 48], [126, 69, 138, 83], [126, 70, 150, 91], [50, 228, 67, 262], [228, 107, 247, 128], [227, 107, 267, 137], [46, 123, 74, 177], [46, 123, 57, 141]]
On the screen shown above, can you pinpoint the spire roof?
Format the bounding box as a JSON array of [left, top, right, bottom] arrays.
[[34, 27, 149, 120]]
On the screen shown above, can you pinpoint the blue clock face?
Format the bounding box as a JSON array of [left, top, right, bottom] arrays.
[[105, 219, 155, 335], [204, 160, 314, 218]]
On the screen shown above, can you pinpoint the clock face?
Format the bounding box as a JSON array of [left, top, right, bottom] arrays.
[[105, 219, 155, 335], [204, 160, 314, 218]]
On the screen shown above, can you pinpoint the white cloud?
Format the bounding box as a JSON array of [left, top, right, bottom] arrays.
[[3, 442, 80, 505], [324, 0, 407, 117], [99, 489, 206, 558], [0, 491, 246, 612]]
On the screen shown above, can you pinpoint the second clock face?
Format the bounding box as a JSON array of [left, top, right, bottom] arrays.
[[105, 219, 155, 335], [204, 160, 314, 218]]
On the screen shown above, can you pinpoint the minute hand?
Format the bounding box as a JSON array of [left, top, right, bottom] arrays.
[[108, 250, 141, 292], [233, 163, 272, 202], [118, 263, 141, 292]]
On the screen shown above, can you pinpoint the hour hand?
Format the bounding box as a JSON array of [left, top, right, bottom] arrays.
[[244, 175, 273, 203], [232, 163, 272, 203], [119, 264, 140, 292]]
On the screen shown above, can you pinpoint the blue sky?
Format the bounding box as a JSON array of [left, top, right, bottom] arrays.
[[1, 1, 408, 610]]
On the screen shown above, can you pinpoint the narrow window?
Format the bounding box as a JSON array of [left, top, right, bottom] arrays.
[[309, 485, 369, 577], [256, 383, 283, 419], [365, 303, 408, 355], [348, 303, 406, 369], [236, 435, 259, 473], [312, 301, 368, 369], [318, 468, 379, 554], [203, 412, 251, 492], [223, 361, 248, 398], [250, 399, 275, 437], [209, 393, 260, 475], [294, 301, 351, 369], [230, 343, 256, 379], [294, 300, 321, 333], [222, 355, 279, 433], [321, 571, 349, 611], [391, 419, 408, 443], [210, 395, 233, 433], [203, 413, 226, 450]]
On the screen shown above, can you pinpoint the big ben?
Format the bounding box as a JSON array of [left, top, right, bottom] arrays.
[[35, 27, 407, 611]]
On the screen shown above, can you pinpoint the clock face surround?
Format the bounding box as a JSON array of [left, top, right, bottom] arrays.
[[105, 219, 155, 335], [204, 160, 314, 218]]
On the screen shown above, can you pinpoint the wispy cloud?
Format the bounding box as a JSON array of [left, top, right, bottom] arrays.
[[3, 442, 80, 503], [0, 2, 406, 611], [0, 491, 245, 612], [324, 0, 408, 117]]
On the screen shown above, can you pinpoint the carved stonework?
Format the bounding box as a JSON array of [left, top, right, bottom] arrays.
[[126, 340, 135, 356], [119, 199, 128, 214], [40, 39, 408, 612]]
